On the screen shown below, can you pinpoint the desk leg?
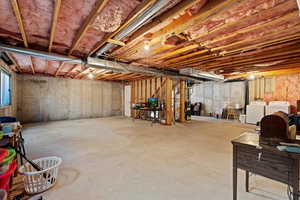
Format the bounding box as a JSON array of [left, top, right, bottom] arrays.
[[245, 171, 249, 192], [292, 160, 299, 200], [233, 146, 237, 200]]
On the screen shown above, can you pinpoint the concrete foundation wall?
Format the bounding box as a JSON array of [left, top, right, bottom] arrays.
[[16, 75, 124, 123], [191, 81, 245, 115]]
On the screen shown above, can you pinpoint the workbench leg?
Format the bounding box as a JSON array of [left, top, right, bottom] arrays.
[[233, 146, 237, 200], [245, 171, 249, 192]]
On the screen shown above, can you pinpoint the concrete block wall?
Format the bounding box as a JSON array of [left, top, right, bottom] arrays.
[[16, 75, 124, 123], [191, 81, 245, 115]]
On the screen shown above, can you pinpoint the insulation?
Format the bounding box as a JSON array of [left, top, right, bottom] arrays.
[[47, 60, 60, 75], [17, 0, 54, 48], [31, 57, 47, 73], [73, 0, 141, 57], [187, 0, 289, 39], [10, 53, 32, 73], [53, 0, 99, 54], [65, 64, 81, 78], [0, 0, 21, 41], [198, 0, 298, 47], [57, 62, 75, 76]]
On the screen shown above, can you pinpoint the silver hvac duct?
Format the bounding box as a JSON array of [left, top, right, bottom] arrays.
[[95, 0, 172, 56], [0, 44, 83, 65], [0, 43, 203, 81]]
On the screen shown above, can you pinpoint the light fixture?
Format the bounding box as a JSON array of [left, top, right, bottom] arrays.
[[248, 74, 255, 80], [88, 73, 94, 79], [144, 40, 150, 51]]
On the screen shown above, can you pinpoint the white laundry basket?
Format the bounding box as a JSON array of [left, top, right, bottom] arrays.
[[19, 156, 62, 194]]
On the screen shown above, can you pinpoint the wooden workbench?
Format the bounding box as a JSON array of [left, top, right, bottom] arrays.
[[232, 133, 300, 200]]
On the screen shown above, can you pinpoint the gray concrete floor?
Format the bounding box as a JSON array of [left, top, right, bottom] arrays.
[[22, 117, 289, 200]]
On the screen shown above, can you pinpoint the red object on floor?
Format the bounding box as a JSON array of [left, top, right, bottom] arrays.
[[0, 148, 8, 163], [0, 160, 17, 191]]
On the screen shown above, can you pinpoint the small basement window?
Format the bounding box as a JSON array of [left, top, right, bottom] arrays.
[[0, 69, 11, 106]]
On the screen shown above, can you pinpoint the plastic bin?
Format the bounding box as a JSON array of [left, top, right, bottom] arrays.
[[0, 149, 8, 163], [0, 149, 15, 174], [0, 160, 17, 191], [2, 149, 16, 165]]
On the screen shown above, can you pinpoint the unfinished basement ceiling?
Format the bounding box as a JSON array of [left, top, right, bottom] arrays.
[[0, 0, 300, 81]]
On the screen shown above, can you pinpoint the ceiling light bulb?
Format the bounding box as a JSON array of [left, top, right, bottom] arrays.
[[88, 73, 94, 79], [144, 44, 150, 51], [144, 40, 150, 51], [248, 74, 255, 80]]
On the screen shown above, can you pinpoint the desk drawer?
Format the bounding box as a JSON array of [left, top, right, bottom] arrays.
[[236, 145, 294, 184]]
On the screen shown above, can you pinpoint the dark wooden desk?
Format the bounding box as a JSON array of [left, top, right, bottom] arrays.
[[232, 133, 300, 200]]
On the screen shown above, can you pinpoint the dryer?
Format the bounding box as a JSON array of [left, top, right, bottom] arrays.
[[265, 101, 290, 115], [246, 101, 266, 124]]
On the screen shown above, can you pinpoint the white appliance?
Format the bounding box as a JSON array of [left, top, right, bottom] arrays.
[[265, 101, 290, 115], [246, 101, 266, 124]]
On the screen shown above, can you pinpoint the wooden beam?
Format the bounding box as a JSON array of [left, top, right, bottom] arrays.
[[116, 0, 237, 59], [97, 72, 114, 79], [48, 0, 61, 52], [208, 12, 299, 51], [152, 44, 200, 62], [103, 73, 124, 80], [113, 0, 201, 56], [113, 73, 135, 80], [151, 78, 156, 97], [65, 64, 79, 77], [68, 0, 110, 55], [169, 54, 214, 67], [29, 57, 35, 74], [141, 80, 146, 102], [131, 81, 136, 117], [165, 77, 173, 125], [74, 67, 90, 79], [55, 62, 65, 76], [220, 31, 300, 55], [202, 48, 300, 70], [107, 39, 126, 47], [170, 38, 300, 68], [156, 77, 161, 98], [11, 0, 28, 47], [227, 67, 300, 79], [6, 53, 22, 72], [116, 73, 143, 80], [125, 74, 145, 81], [146, 79, 151, 99], [165, 49, 208, 64], [179, 80, 186, 122], [193, 0, 296, 43], [88, 0, 158, 56]]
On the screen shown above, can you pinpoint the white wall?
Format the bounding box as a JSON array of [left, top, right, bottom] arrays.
[[17, 75, 124, 123], [191, 81, 245, 115]]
